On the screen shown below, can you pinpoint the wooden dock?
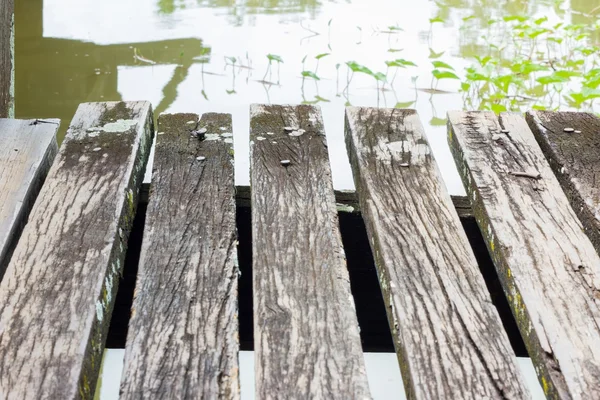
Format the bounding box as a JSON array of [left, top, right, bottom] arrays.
[[0, 102, 599, 399]]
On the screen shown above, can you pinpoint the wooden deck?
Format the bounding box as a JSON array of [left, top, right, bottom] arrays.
[[0, 103, 599, 399]]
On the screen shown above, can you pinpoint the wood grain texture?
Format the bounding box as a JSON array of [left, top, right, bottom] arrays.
[[250, 104, 371, 400], [121, 113, 239, 399], [0, 0, 14, 118], [345, 107, 529, 400], [0, 101, 153, 399], [448, 111, 600, 400], [0, 118, 59, 275], [526, 111, 600, 256]]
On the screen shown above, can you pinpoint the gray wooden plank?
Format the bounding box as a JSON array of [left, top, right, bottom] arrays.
[[345, 107, 530, 400], [0, 0, 14, 118], [0, 118, 59, 275], [250, 104, 371, 399], [448, 110, 600, 400], [0, 101, 153, 399], [120, 113, 239, 399], [526, 111, 600, 256]]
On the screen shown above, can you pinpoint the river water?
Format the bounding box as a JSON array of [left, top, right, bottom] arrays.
[[14, 0, 599, 398]]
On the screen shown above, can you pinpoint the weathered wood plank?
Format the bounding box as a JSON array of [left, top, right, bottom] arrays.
[[345, 107, 529, 400], [250, 104, 371, 399], [526, 111, 600, 256], [120, 113, 239, 399], [0, 101, 153, 399], [0, 0, 14, 118], [448, 111, 600, 400], [0, 118, 59, 275]]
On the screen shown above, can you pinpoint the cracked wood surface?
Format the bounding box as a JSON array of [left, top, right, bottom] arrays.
[[0, 101, 153, 399], [526, 111, 600, 257], [448, 111, 600, 400], [345, 107, 529, 400], [0, 119, 58, 275], [0, 0, 13, 117], [250, 104, 371, 400], [120, 113, 239, 399]]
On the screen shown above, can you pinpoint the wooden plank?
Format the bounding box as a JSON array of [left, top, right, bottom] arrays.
[[448, 111, 600, 400], [250, 104, 371, 399], [345, 107, 529, 399], [120, 113, 239, 399], [526, 111, 600, 255], [0, 118, 59, 275], [0, 101, 153, 399], [0, 0, 14, 118]]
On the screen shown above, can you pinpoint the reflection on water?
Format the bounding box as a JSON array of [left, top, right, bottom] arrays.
[[15, 0, 600, 192]]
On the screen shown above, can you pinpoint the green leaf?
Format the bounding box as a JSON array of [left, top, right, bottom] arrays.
[[346, 61, 374, 76], [462, 15, 476, 21], [432, 61, 454, 70], [301, 55, 307, 64], [461, 82, 471, 92], [534, 16, 548, 25], [386, 59, 417, 68], [225, 56, 237, 64], [316, 53, 330, 60], [394, 101, 415, 108], [465, 68, 489, 82], [528, 28, 550, 39], [490, 103, 508, 114], [554, 70, 581, 79], [475, 56, 492, 67], [373, 72, 387, 82], [532, 104, 547, 110], [388, 48, 403, 53], [429, 16, 444, 24], [301, 71, 320, 80], [432, 69, 459, 80], [267, 54, 283, 63], [513, 62, 549, 75], [536, 75, 568, 85], [429, 48, 445, 59], [387, 25, 403, 31], [548, 37, 564, 44], [503, 15, 528, 23], [430, 116, 446, 126]]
